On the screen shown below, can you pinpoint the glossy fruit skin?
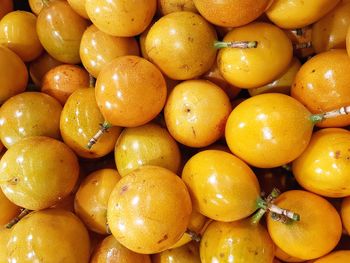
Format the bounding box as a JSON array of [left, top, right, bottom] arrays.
[[0, 227, 11, 262], [0, 11, 43, 62], [193, 0, 272, 27], [312, 2, 350, 53], [266, 0, 341, 29], [0, 92, 62, 149], [248, 57, 301, 96], [225, 93, 313, 168], [7, 209, 90, 263], [267, 190, 342, 260], [341, 197, 350, 234], [80, 25, 139, 78], [74, 169, 121, 234], [29, 52, 63, 88], [107, 165, 192, 254], [203, 62, 241, 99], [37, 1, 89, 64], [0, 46, 28, 104], [67, 0, 88, 18], [29, 0, 59, 15], [182, 150, 260, 222], [0, 189, 20, 226], [41, 64, 90, 104], [313, 250, 350, 263], [274, 246, 305, 262], [164, 80, 232, 148], [218, 22, 293, 89], [293, 128, 350, 197], [115, 123, 181, 177], [292, 50, 350, 127], [0, 0, 12, 20], [145, 11, 217, 80], [200, 220, 275, 263], [153, 241, 201, 263], [85, 0, 156, 37], [91, 235, 151, 263], [157, 0, 197, 15], [0, 136, 79, 210], [95, 56, 167, 127], [61, 88, 121, 158]]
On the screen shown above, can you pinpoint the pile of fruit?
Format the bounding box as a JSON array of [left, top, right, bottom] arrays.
[[1, 0, 350, 262]]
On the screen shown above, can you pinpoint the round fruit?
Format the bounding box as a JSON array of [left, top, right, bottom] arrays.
[[312, 2, 350, 53], [164, 80, 232, 147], [182, 150, 260, 221], [0, 45, 28, 104], [292, 49, 350, 127], [41, 64, 90, 104], [0, 189, 20, 226], [145, 11, 217, 80], [0, 227, 11, 262], [153, 241, 201, 263], [225, 93, 313, 168], [28, 0, 58, 15], [0, 136, 79, 210], [217, 22, 293, 89], [313, 250, 350, 263], [0, 92, 62, 149], [200, 219, 274, 263], [193, 0, 272, 27], [266, 0, 341, 29], [293, 128, 350, 197], [7, 209, 90, 263], [80, 25, 139, 78], [274, 245, 305, 262], [60, 88, 122, 159], [95, 55, 167, 127], [248, 57, 301, 96], [74, 169, 121, 234], [107, 165, 192, 254], [0, 11, 43, 62], [267, 190, 342, 260], [341, 196, 350, 234], [91, 235, 151, 263], [85, 0, 156, 37], [36, 1, 89, 63], [115, 123, 181, 177]]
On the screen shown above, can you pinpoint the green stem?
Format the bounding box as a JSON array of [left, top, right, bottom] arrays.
[[87, 121, 112, 149], [310, 106, 350, 124], [250, 208, 266, 225], [214, 40, 258, 49]]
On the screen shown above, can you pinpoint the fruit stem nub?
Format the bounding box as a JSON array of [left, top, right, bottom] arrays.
[[89, 74, 95, 88], [214, 41, 258, 49], [6, 208, 31, 229], [87, 121, 112, 149], [186, 229, 201, 242], [310, 106, 350, 124]]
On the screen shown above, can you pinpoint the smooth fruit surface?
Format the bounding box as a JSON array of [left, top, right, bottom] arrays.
[[218, 22, 293, 89], [0, 136, 79, 210], [107, 165, 192, 254], [95, 56, 167, 127], [267, 190, 342, 260], [225, 93, 313, 168], [165, 80, 232, 147], [145, 11, 217, 80], [182, 150, 260, 221], [0, 189, 20, 226], [115, 123, 181, 177], [153, 242, 201, 263], [266, 0, 341, 29], [293, 128, 350, 197], [36, 1, 89, 64], [85, 0, 156, 37], [7, 209, 90, 263], [0, 92, 62, 149], [0, 45, 28, 104], [0, 11, 43, 62], [158, 0, 197, 15], [313, 250, 350, 263], [200, 220, 275, 263], [292, 49, 350, 127], [67, 0, 88, 18]]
